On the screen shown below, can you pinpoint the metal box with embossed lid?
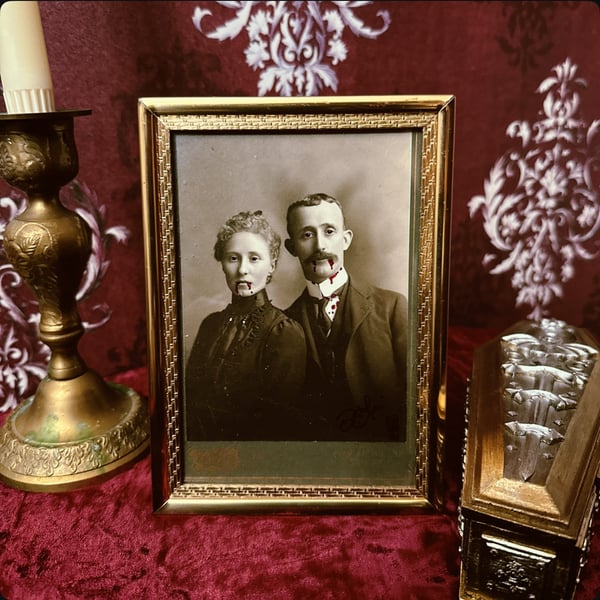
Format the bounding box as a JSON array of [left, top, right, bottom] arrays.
[[459, 319, 600, 600]]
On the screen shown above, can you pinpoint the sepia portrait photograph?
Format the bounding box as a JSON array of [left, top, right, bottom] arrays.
[[139, 96, 454, 512]]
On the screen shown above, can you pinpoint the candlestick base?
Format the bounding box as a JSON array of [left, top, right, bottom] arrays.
[[0, 371, 149, 492]]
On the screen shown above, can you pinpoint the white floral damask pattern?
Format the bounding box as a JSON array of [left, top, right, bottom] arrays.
[[0, 181, 128, 412], [469, 58, 600, 320], [192, 1, 391, 96]]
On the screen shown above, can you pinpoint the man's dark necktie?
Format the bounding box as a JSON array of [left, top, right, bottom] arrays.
[[316, 297, 332, 337]]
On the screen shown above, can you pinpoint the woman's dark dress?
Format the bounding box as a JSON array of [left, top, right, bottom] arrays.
[[185, 290, 306, 441]]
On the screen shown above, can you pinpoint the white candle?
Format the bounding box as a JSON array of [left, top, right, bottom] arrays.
[[0, 1, 55, 113]]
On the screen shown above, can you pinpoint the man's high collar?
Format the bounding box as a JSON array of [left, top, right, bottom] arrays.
[[306, 267, 348, 299]]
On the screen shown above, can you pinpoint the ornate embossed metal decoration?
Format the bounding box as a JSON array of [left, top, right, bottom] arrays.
[[460, 319, 600, 600], [502, 318, 597, 484], [192, 1, 391, 96], [0, 182, 128, 413], [0, 111, 149, 492], [469, 58, 600, 320], [481, 534, 554, 597], [0, 385, 147, 477]]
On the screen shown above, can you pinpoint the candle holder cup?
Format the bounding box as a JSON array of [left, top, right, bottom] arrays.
[[0, 110, 149, 491]]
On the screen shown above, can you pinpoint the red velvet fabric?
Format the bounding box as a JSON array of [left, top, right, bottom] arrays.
[[1, 328, 599, 599]]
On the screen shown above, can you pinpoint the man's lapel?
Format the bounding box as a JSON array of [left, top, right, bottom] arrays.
[[344, 278, 373, 338]]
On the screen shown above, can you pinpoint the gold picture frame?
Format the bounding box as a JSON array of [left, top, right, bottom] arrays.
[[138, 96, 455, 513]]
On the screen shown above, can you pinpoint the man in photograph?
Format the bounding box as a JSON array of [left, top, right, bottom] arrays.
[[284, 192, 408, 442]]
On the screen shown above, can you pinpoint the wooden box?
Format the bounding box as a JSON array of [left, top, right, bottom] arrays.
[[459, 319, 600, 599]]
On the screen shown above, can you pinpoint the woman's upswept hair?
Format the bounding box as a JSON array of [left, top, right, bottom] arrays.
[[214, 210, 281, 266]]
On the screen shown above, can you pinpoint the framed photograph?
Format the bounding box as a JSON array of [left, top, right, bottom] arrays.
[[138, 95, 455, 513]]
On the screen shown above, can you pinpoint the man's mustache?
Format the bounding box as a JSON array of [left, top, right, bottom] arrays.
[[305, 252, 336, 263]]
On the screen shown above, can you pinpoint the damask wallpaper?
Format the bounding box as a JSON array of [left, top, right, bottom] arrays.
[[0, 1, 598, 411]]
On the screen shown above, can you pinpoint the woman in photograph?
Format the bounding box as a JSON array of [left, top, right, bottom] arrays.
[[185, 210, 306, 441]]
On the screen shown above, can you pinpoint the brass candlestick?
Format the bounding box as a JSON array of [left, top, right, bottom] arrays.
[[0, 110, 149, 492]]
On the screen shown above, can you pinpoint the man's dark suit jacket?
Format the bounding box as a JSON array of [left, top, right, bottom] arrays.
[[285, 277, 408, 442]]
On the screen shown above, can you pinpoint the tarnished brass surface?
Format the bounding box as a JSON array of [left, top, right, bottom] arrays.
[[0, 111, 149, 492], [459, 319, 600, 599], [0, 381, 149, 491]]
